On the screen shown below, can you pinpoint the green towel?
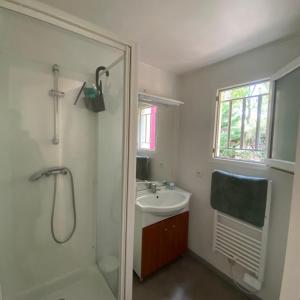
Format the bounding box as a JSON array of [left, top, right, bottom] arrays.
[[211, 170, 268, 227]]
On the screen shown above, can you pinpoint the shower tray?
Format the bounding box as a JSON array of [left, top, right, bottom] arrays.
[[12, 266, 114, 300]]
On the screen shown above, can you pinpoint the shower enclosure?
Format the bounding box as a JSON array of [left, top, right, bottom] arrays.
[[0, 2, 136, 300]]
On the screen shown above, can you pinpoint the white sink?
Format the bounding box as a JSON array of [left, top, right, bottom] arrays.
[[136, 188, 191, 216]]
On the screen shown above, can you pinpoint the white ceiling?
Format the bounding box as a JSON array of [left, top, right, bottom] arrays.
[[36, 0, 300, 74]]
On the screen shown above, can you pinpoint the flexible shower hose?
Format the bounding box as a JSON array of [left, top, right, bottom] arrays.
[[51, 168, 76, 244]]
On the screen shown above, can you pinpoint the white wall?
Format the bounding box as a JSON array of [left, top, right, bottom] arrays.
[[138, 63, 179, 99], [279, 123, 300, 300], [177, 34, 300, 300], [137, 63, 180, 181]]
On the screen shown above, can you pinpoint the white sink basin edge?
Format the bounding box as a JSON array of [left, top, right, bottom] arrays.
[[136, 187, 191, 217]]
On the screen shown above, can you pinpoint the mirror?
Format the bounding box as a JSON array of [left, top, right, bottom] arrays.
[[136, 101, 180, 183], [270, 66, 300, 163]]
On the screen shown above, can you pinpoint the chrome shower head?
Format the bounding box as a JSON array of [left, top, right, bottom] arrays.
[[29, 170, 45, 182]]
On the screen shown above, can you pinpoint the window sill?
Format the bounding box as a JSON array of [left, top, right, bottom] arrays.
[[138, 149, 156, 153], [212, 157, 268, 170]]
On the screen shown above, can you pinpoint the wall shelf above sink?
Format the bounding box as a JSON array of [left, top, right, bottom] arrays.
[[138, 92, 184, 106]]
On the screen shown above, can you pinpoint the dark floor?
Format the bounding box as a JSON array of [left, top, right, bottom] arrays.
[[133, 254, 250, 300]]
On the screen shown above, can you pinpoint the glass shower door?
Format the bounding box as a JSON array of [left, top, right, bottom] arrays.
[[0, 6, 128, 300], [96, 57, 125, 297]]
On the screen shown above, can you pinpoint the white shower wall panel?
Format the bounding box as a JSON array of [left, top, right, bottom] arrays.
[[0, 56, 97, 298]]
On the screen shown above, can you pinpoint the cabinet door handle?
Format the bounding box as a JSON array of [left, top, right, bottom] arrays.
[[172, 225, 176, 229], [164, 228, 168, 232]]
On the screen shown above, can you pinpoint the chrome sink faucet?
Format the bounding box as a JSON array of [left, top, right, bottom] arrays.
[[143, 180, 161, 193], [150, 182, 160, 193]]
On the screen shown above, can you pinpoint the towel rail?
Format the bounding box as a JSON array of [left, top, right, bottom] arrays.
[[216, 227, 261, 254], [217, 222, 262, 246], [213, 180, 272, 286], [215, 241, 261, 267], [216, 233, 261, 259], [217, 212, 263, 232], [215, 246, 258, 274]]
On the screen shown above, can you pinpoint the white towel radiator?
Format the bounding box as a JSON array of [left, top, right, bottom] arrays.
[[213, 181, 272, 289]]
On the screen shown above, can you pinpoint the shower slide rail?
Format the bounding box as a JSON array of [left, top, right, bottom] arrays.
[[49, 64, 65, 145]]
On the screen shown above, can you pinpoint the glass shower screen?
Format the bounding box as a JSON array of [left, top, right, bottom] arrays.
[[0, 7, 126, 300]]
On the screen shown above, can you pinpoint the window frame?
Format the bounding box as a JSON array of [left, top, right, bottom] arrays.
[[137, 104, 157, 152], [213, 79, 272, 164], [266, 56, 300, 173]]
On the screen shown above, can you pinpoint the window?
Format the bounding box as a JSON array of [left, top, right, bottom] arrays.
[[138, 105, 157, 151], [214, 80, 270, 162]]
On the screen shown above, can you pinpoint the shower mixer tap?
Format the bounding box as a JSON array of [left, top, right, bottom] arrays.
[[29, 166, 76, 244], [29, 167, 68, 181]]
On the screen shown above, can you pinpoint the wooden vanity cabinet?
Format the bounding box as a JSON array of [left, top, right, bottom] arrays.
[[141, 212, 189, 279]]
